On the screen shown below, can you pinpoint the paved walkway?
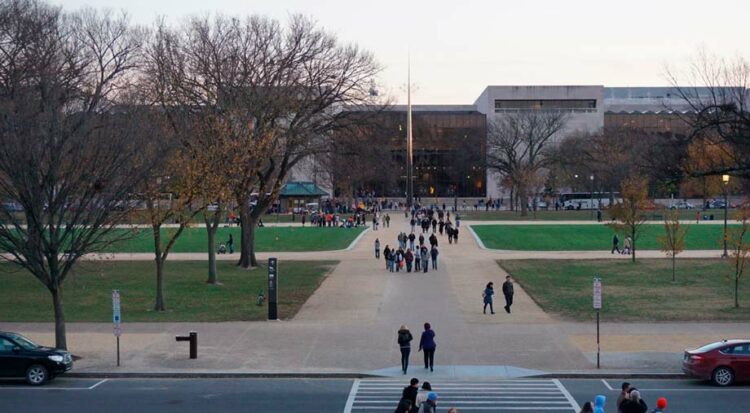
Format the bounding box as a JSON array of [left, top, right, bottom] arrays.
[[2, 214, 748, 377]]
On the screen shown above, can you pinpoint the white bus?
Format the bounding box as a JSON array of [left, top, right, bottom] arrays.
[[560, 192, 620, 210]]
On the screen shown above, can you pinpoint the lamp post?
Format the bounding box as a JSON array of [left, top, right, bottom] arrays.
[[406, 53, 414, 208], [722, 174, 730, 258], [590, 174, 595, 219]]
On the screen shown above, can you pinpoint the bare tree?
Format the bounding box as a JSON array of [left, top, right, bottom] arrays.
[[668, 50, 750, 178], [657, 209, 688, 282], [0, 1, 152, 349], [486, 111, 566, 216], [608, 173, 650, 263], [727, 204, 750, 308]]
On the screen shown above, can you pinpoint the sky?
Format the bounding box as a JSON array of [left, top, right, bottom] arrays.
[[57, 0, 750, 104]]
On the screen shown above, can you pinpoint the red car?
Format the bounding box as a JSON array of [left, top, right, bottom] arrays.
[[682, 339, 750, 386]]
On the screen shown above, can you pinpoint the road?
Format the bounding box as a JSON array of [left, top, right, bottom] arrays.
[[1, 377, 749, 412]]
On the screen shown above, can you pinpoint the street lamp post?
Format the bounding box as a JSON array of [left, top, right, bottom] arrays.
[[722, 174, 730, 258], [590, 174, 595, 219], [406, 53, 414, 208]]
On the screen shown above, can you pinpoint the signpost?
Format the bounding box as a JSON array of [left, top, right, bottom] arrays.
[[112, 289, 121, 367], [593, 277, 602, 369], [268, 258, 278, 320]]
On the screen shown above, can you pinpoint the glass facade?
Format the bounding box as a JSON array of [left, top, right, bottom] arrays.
[[336, 110, 487, 198], [494, 99, 597, 113]]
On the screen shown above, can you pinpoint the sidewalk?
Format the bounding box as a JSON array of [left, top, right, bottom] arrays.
[[2, 213, 747, 378]]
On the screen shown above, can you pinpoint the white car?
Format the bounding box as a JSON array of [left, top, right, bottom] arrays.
[[670, 201, 695, 209]]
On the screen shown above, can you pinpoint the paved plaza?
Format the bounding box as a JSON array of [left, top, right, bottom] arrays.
[[1, 214, 748, 377]]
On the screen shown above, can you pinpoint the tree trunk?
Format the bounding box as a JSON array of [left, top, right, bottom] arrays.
[[153, 225, 166, 311], [672, 254, 676, 282], [519, 184, 528, 217], [205, 210, 220, 284], [238, 199, 253, 268], [246, 216, 259, 268], [509, 187, 514, 211], [631, 229, 636, 263], [736, 273, 740, 308], [51, 287, 67, 350]]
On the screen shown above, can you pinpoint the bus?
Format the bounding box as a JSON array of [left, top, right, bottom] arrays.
[[559, 192, 620, 210]]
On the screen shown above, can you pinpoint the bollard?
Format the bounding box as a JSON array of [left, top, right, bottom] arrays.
[[175, 331, 197, 359]]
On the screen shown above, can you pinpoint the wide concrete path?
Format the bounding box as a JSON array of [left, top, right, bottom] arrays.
[[3, 214, 749, 377]]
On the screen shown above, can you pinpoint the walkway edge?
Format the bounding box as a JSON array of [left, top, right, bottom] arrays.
[[467, 224, 487, 250], [65, 371, 687, 379], [345, 226, 370, 251]]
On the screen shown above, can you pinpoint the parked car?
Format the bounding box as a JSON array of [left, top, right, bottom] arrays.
[[670, 201, 695, 209], [0, 331, 73, 385], [682, 339, 750, 386]]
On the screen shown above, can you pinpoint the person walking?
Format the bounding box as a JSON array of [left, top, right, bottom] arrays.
[[502, 275, 514, 313], [415, 247, 421, 271], [227, 234, 234, 254], [429, 233, 438, 248], [410, 217, 416, 233], [384, 245, 393, 271], [430, 246, 438, 270], [579, 401, 594, 413], [621, 389, 648, 413], [431, 218, 437, 233], [483, 282, 495, 314], [611, 233, 621, 254], [385, 213, 390, 228], [594, 395, 606, 413], [405, 249, 414, 273], [395, 248, 404, 272], [415, 382, 432, 410], [397, 378, 419, 413], [397, 325, 413, 374], [408, 232, 416, 251], [447, 227, 453, 244], [652, 397, 667, 413], [617, 382, 631, 413], [453, 227, 459, 243], [420, 246, 429, 273], [421, 392, 438, 413], [419, 322, 436, 372], [375, 238, 381, 259]]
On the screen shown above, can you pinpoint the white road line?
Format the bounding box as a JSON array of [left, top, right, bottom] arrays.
[[351, 408, 574, 411], [343, 379, 360, 413], [553, 379, 581, 412], [601, 379, 614, 391], [87, 379, 109, 390]]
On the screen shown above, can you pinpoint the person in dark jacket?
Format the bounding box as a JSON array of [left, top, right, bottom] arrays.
[[397, 325, 413, 374], [397, 378, 419, 413], [419, 322, 436, 372], [502, 275, 514, 313], [611, 233, 621, 254], [620, 389, 647, 413], [483, 282, 495, 314]]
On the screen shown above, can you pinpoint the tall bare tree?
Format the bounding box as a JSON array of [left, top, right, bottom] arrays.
[[608, 173, 650, 263], [0, 1, 153, 349], [486, 111, 566, 216], [657, 208, 688, 282]]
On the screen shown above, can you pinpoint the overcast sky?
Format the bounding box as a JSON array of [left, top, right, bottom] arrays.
[[56, 0, 750, 104]]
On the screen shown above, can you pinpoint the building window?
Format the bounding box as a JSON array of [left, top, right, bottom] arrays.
[[494, 99, 597, 113]]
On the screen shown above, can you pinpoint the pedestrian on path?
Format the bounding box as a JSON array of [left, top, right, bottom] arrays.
[[579, 401, 594, 413], [419, 322, 436, 372], [397, 325, 413, 374], [611, 233, 621, 254], [447, 227, 453, 244], [415, 247, 421, 271], [385, 213, 391, 228], [421, 392, 438, 413], [410, 217, 416, 233], [405, 249, 414, 272], [617, 382, 631, 413], [396, 248, 404, 272], [594, 395, 606, 413], [227, 234, 234, 254], [415, 382, 432, 409], [483, 282, 495, 314], [621, 389, 648, 413], [420, 246, 429, 273], [623, 236, 632, 255], [502, 276, 514, 313], [375, 238, 381, 259], [399, 378, 419, 413], [453, 227, 459, 243], [652, 397, 667, 412], [430, 246, 438, 270], [409, 232, 416, 250], [429, 233, 438, 248], [384, 245, 392, 271]]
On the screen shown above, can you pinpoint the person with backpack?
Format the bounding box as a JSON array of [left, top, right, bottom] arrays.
[[621, 389, 648, 413], [397, 325, 413, 374], [652, 397, 667, 413], [421, 392, 438, 413], [396, 378, 419, 413]]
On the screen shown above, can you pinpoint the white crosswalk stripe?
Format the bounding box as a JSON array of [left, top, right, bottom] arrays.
[[344, 378, 579, 412]]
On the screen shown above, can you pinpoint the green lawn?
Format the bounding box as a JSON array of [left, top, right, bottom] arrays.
[[0, 260, 336, 322], [105, 226, 365, 253], [461, 209, 725, 221], [499, 259, 750, 321], [473, 224, 733, 250]]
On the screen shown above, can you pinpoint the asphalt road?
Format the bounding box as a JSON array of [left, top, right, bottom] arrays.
[[0, 377, 749, 412]]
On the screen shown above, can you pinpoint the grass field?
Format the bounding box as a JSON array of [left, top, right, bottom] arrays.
[[0, 260, 336, 322], [472, 224, 734, 250], [460, 209, 727, 221], [499, 259, 750, 321], [104, 226, 365, 253]]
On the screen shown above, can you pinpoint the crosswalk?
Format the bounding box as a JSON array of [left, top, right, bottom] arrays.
[[343, 378, 580, 412]]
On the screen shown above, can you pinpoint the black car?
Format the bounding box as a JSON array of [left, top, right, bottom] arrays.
[[0, 331, 73, 385]]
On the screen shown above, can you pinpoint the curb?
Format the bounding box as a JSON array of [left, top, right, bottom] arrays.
[[67, 372, 379, 379], [345, 226, 371, 251], [535, 372, 687, 380], [466, 225, 487, 250]]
